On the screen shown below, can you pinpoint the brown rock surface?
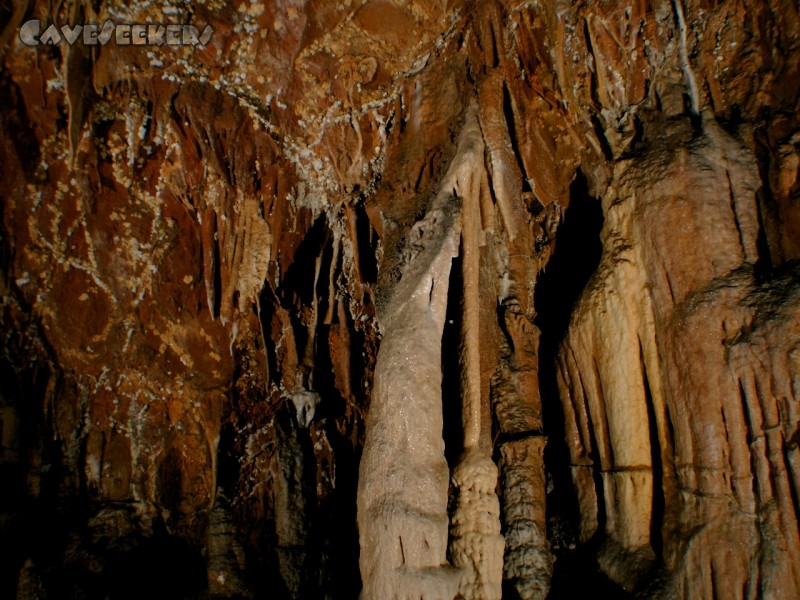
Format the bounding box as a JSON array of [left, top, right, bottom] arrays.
[[0, 0, 798, 599]]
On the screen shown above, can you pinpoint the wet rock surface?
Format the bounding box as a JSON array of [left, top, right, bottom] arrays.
[[1, 0, 799, 598]]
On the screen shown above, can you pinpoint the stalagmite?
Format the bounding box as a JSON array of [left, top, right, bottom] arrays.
[[274, 409, 316, 599], [207, 489, 250, 598], [448, 106, 505, 600], [498, 437, 550, 600], [356, 205, 460, 599], [357, 105, 493, 600]]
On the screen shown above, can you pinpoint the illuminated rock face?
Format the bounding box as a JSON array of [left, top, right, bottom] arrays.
[[0, 1, 798, 599], [556, 116, 800, 598]]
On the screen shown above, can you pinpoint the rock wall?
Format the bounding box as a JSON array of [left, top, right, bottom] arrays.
[[0, 0, 798, 599], [557, 114, 800, 597]]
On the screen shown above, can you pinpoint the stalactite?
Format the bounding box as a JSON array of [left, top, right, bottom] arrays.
[[458, 110, 484, 453], [201, 207, 219, 318], [288, 231, 325, 430], [448, 104, 504, 600], [477, 44, 552, 600], [323, 227, 341, 326], [672, 0, 700, 116]]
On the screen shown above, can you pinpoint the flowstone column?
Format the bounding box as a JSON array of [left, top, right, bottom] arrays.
[[357, 106, 491, 600], [448, 109, 505, 600]]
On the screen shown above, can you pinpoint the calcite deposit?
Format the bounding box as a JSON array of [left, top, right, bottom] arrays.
[[1, 0, 798, 599]]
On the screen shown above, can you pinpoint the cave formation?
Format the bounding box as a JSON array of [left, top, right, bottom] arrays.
[[1, 1, 799, 599]]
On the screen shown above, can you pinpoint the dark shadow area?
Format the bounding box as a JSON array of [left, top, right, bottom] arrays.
[[441, 254, 464, 468], [354, 198, 379, 285], [532, 171, 610, 597], [502, 83, 533, 194], [100, 534, 207, 600], [311, 319, 363, 599], [546, 540, 635, 600], [248, 210, 373, 599], [0, 367, 27, 598], [313, 420, 363, 599], [0, 71, 43, 179], [0, 342, 62, 600], [279, 214, 331, 369], [641, 342, 665, 560]]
